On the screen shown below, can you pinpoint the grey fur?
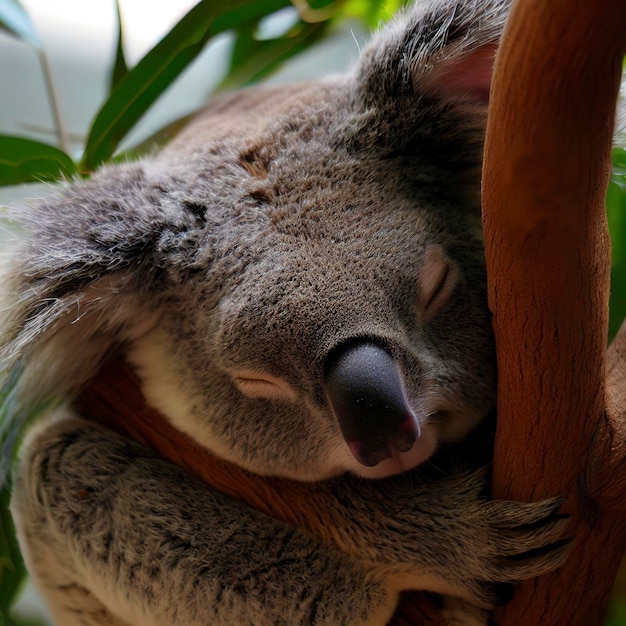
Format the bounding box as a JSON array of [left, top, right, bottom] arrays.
[[3, 1, 572, 624]]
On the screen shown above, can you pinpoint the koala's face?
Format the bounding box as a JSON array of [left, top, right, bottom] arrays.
[[0, 0, 506, 484], [127, 78, 495, 481]]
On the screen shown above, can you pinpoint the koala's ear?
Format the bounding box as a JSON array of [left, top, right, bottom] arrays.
[[355, 0, 509, 107], [0, 161, 205, 476]]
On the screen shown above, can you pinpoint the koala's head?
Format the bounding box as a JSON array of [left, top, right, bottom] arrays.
[[0, 0, 508, 482]]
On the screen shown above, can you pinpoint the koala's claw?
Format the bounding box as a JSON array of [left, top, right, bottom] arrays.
[[425, 472, 573, 609], [485, 495, 567, 528], [464, 495, 572, 609], [482, 498, 571, 558], [487, 497, 569, 528], [494, 535, 573, 581]]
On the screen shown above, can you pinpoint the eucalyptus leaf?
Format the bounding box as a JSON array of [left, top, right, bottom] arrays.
[[0, 489, 27, 616], [111, 0, 129, 91], [82, 0, 305, 171], [608, 156, 626, 341], [343, 0, 403, 27], [373, 0, 408, 24], [308, 0, 337, 9], [363, 0, 389, 26], [210, 0, 292, 32], [81, 0, 232, 171], [0, 136, 77, 186], [219, 20, 328, 91], [0, 0, 40, 48], [227, 22, 256, 75]]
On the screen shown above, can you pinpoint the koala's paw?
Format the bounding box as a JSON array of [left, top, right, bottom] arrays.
[[453, 468, 571, 609]]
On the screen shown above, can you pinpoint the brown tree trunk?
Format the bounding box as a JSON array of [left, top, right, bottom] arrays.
[[482, 0, 626, 624], [77, 0, 626, 623]]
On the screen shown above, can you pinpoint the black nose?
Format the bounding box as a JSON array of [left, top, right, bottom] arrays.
[[323, 341, 420, 467]]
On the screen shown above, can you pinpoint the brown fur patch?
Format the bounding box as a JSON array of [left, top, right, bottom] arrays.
[[239, 148, 270, 179]]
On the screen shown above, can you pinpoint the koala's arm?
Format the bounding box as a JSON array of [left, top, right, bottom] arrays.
[[12, 414, 569, 626], [11, 415, 396, 626]]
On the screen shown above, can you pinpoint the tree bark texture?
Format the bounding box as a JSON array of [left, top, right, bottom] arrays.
[[482, 0, 626, 624], [76, 0, 626, 623]]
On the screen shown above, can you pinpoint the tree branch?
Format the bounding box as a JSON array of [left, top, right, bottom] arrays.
[[482, 0, 626, 623]]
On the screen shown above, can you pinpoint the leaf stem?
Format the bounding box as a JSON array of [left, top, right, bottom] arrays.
[[36, 48, 69, 154]]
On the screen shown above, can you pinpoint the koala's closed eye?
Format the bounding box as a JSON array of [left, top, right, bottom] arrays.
[[230, 369, 297, 402], [419, 245, 462, 319]]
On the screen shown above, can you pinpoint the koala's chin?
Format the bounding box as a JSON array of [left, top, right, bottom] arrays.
[[337, 424, 439, 479]]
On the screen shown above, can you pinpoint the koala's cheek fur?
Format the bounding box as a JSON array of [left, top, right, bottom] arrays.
[[127, 327, 352, 480], [127, 313, 490, 481]]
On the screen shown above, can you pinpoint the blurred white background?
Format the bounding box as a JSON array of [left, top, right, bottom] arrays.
[[0, 0, 366, 166]]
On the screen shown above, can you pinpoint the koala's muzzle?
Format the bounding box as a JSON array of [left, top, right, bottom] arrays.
[[323, 341, 420, 467]]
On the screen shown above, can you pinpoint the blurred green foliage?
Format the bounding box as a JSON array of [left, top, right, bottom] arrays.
[[0, 0, 624, 624], [0, 483, 30, 626], [608, 148, 626, 342], [607, 148, 626, 626]]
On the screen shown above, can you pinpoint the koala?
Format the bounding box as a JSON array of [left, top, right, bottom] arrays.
[[1, 1, 573, 624]]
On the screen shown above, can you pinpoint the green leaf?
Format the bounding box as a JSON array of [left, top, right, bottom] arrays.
[[219, 20, 329, 91], [342, 0, 404, 27], [82, 0, 301, 171], [209, 0, 292, 32], [0, 486, 27, 617], [110, 0, 129, 91], [607, 148, 626, 341], [81, 0, 233, 172], [0, 136, 77, 186], [0, 0, 40, 48]]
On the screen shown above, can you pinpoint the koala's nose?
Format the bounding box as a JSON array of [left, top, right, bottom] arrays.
[[323, 341, 420, 467]]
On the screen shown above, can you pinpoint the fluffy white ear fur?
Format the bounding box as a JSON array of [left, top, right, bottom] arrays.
[[354, 0, 509, 113], [0, 266, 148, 400], [0, 262, 154, 483]]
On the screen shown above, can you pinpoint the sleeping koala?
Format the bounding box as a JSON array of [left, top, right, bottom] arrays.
[[1, 0, 572, 624]]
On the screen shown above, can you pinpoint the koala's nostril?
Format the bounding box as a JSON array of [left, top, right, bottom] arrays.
[[323, 340, 420, 467], [348, 441, 392, 467], [390, 417, 419, 453], [348, 416, 419, 466]]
